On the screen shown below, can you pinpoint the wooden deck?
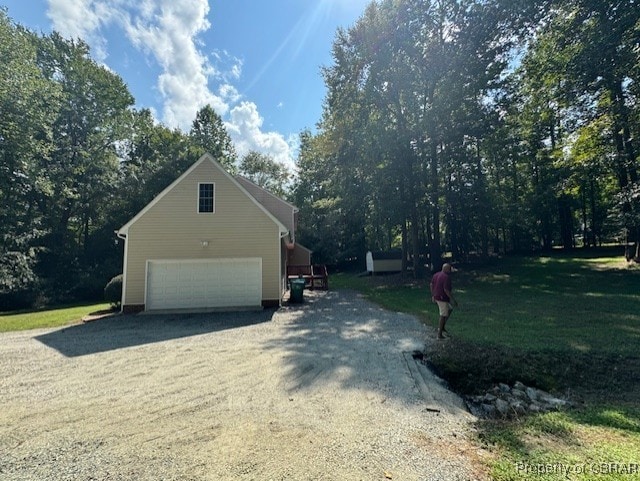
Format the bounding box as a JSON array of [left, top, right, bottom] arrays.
[[286, 264, 329, 290]]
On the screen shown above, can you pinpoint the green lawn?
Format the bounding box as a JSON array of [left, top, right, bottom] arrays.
[[0, 302, 112, 332], [333, 254, 640, 355], [333, 251, 640, 481]]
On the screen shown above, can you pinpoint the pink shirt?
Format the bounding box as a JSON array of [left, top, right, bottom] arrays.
[[430, 271, 452, 302]]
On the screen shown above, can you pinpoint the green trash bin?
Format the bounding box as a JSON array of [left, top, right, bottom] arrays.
[[290, 278, 305, 303]]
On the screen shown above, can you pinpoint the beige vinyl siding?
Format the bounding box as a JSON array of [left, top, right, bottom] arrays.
[[123, 160, 281, 306]]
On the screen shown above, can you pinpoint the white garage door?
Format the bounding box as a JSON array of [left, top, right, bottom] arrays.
[[146, 258, 262, 311]]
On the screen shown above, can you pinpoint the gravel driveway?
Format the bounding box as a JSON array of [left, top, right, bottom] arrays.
[[0, 289, 486, 480]]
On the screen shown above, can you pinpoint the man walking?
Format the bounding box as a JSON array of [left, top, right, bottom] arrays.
[[430, 263, 458, 339]]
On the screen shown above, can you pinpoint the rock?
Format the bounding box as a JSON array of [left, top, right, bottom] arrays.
[[525, 387, 539, 401], [544, 397, 569, 409], [495, 398, 510, 416], [511, 401, 527, 415], [528, 403, 542, 413], [482, 393, 497, 403], [511, 388, 527, 400], [466, 381, 574, 419], [481, 403, 497, 417]]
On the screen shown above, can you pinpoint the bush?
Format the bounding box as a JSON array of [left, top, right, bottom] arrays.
[[104, 274, 123, 307], [0, 288, 39, 311], [64, 271, 109, 302], [0, 250, 39, 311]]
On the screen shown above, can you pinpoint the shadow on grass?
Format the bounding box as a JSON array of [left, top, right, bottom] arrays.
[[35, 309, 276, 357], [475, 404, 640, 479], [566, 405, 640, 435], [426, 337, 640, 404]]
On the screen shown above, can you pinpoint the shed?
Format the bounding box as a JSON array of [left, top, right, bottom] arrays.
[[366, 250, 403, 274]]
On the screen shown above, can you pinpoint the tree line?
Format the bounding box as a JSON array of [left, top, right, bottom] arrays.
[[290, 0, 640, 274], [2, 0, 639, 308], [0, 9, 289, 309]]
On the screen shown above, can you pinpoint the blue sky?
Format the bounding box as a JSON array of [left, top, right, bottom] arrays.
[[2, 0, 370, 168]]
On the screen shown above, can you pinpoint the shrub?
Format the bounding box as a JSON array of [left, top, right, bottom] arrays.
[[104, 274, 123, 308], [0, 250, 39, 311], [0, 288, 39, 311], [64, 271, 110, 302]]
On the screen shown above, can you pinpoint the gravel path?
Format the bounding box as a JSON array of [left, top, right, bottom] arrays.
[[0, 289, 487, 480]]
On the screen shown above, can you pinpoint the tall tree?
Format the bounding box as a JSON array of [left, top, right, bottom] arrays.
[[117, 109, 200, 222], [290, 130, 343, 263], [189, 105, 237, 172], [238, 151, 291, 198], [32, 31, 134, 297], [314, 0, 543, 269], [568, 116, 617, 246], [0, 11, 60, 306], [527, 0, 640, 252]]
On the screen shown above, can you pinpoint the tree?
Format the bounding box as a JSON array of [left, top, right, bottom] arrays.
[[238, 151, 291, 198], [189, 105, 237, 172], [290, 130, 344, 264], [508, 0, 640, 253], [568, 116, 618, 246], [117, 109, 200, 222], [28, 30, 134, 299], [312, 0, 543, 269], [0, 11, 61, 306]]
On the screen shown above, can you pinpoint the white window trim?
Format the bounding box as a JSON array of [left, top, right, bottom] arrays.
[[197, 182, 215, 214]]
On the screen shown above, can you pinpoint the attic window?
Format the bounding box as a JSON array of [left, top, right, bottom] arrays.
[[198, 183, 215, 213]]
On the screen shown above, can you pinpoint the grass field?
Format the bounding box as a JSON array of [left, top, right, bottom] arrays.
[[332, 251, 640, 480], [0, 302, 112, 332]]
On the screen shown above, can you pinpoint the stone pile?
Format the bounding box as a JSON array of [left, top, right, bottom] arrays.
[[466, 381, 573, 419]]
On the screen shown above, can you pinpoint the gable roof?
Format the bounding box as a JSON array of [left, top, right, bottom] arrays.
[[235, 175, 298, 213], [118, 153, 289, 236], [234, 175, 298, 234]]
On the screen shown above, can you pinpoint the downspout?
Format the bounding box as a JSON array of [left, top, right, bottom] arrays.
[[280, 230, 291, 307], [115, 230, 127, 313]]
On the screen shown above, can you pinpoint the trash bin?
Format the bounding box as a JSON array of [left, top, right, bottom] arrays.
[[289, 278, 305, 303]]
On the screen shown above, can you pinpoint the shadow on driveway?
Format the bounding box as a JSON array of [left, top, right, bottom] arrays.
[[264, 290, 428, 396], [36, 309, 277, 357]]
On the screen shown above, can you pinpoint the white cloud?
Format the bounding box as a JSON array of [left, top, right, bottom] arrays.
[[46, 0, 115, 60], [211, 49, 243, 81], [45, 0, 295, 168], [121, 0, 225, 127], [227, 102, 296, 171], [219, 84, 241, 104]]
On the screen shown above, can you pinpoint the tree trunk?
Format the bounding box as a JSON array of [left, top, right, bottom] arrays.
[[608, 78, 639, 256], [411, 212, 421, 278], [429, 141, 442, 272], [558, 195, 573, 249], [401, 219, 408, 272]]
